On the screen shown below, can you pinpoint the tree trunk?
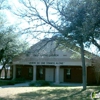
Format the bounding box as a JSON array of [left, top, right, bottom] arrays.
[[80, 42, 87, 90]]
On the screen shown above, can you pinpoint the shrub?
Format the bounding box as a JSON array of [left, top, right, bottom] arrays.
[[0, 77, 26, 86], [7, 81, 15, 85], [14, 78, 26, 83], [29, 80, 50, 86], [0, 80, 7, 86], [0, 80, 15, 86]]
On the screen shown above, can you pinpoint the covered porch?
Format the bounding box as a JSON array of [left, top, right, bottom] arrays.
[[12, 64, 84, 84]]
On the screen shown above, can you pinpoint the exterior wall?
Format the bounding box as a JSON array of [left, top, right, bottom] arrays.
[[16, 65, 33, 80], [15, 65, 83, 83], [61, 66, 82, 83], [87, 66, 96, 84], [71, 67, 82, 83], [14, 65, 99, 84], [36, 65, 55, 81], [13, 40, 94, 84]]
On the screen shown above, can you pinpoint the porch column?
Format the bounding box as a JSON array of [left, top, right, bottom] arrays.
[[33, 65, 36, 82], [13, 65, 16, 80], [55, 65, 60, 84]]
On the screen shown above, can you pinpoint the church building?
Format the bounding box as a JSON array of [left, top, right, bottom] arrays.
[[12, 39, 96, 84]]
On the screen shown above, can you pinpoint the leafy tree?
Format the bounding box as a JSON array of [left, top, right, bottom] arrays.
[[0, 16, 29, 79], [9, 0, 100, 89], [0, 31, 29, 79], [1, 33, 29, 78], [0, 0, 29, 79], [9, 0, 100, 47]]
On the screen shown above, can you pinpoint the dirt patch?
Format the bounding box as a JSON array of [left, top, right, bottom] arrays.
[[0, 86, 99, 100], [0, 87, 55, 97]]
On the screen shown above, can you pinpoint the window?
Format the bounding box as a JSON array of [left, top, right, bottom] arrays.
[[18, 70, 21, 75], [29, 68, 32, 78], [39, 68, 43, 75], [66, 69, 71, 79], [29, 68, 32, 73], [37, 68, 45, 80], [17, 67, 21, 78]]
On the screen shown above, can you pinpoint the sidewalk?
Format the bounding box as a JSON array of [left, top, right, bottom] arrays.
[[0, 82, 82, 88], [0, 82, 30, 88], [52, 82, 82, 87]]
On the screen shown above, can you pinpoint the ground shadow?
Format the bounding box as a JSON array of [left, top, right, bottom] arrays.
[[0, 97, 7, 100], [0, 87, 94, 100]]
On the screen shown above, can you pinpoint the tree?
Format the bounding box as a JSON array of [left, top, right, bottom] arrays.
[[9, 0, 100, 89], [0, 31, 29, 79], [58, 0, 100, 89], [9, 0, 100, 47], [0, 0, 30, 79], [0, 0, 6, 9], [0, 15, 29, 79], [0, 32, 29, 79]]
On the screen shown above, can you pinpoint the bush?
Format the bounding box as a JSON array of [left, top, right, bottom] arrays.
[[7, 81, 15, 85], [0, 80, 7, 86], [14, 78, 26, 83], [29, 80, 50, 86], [0, 80, 15, 86], [0, 78, 26, 86]]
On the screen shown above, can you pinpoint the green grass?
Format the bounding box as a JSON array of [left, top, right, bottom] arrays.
[[0, 78, 26, 86], [0, 86, 100, 100], [0, 80, 15, 86]]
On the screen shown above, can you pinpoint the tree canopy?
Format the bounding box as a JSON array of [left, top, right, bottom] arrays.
[[9, 0, 100, 50], [0, 12, 29, 79], [7, 0, 100, 89]]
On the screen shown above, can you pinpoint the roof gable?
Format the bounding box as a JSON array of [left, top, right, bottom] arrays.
[[13, 39, 91, 66]]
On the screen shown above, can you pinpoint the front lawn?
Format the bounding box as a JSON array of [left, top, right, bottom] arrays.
[[0, 86, 100, 100], [0, 78, 26, 86]]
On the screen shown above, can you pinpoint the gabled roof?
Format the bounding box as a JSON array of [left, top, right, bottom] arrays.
[[26, 38, 92, 58], [13, 38, 91, 66]]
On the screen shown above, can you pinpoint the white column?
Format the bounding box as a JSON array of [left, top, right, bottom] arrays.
[[55, 65, 60, 84], [13, 65, 16, 80], [33, 65, 36, 82]]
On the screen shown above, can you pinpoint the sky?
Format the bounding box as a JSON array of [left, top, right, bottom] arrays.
[[1, 0, 100, 55], [3, 0, 57, 45]]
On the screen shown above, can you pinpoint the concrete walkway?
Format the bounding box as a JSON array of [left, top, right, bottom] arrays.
[[0, 82, 82, 88], [0, 82, 30, 88], [14, 82, 30, 87], [52, 83, 82, 87]]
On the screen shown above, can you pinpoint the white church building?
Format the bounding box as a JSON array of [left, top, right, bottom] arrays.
[[12, 39, 96, 84]]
